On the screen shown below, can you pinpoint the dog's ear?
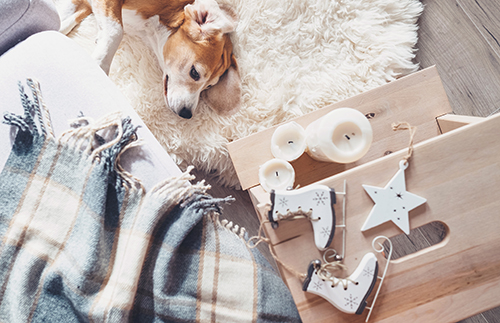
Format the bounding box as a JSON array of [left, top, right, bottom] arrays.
[[202, 53, 241, 116], [165, 11, 186, 29], [184, 0, 237, 37]]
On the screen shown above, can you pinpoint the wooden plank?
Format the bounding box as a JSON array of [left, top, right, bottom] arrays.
[[456, 0, 500, 61], [228, 66, 452, 190], [415, 0, 500, 117], [482, 306, 500, 323], [437, 114, 485, 133], [251, 113, 500, 322], [459, 314, 488, 323]]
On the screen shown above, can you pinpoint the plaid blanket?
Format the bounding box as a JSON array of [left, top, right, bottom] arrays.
[[0, 80, 301, 322]]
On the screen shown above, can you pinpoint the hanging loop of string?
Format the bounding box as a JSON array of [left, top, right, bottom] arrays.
[[392, 122, 416, 165], [247, 218, 349, 283], [247, 219, 307, 280]]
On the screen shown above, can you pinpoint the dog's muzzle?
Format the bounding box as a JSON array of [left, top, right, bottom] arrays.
[[164, 76, 193, 120]]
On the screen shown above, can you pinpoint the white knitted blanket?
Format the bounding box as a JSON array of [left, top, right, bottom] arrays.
[[67, 0, 423, 188]]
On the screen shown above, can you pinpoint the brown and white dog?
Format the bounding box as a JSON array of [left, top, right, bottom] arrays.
[[55, 0, 241, 119]]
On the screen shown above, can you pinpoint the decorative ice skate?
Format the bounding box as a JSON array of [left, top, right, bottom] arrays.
[[268, 183, 345, 251], [302, 237, 393, 322], [303, 253, 378, 315]]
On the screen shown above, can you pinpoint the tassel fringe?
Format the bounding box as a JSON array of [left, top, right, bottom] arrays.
[[4, 79, 250, 244]]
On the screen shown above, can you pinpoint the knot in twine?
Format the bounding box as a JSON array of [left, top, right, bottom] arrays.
[[392, 122, 416, 165], [316, 261, 355, 289], [247, 217, 352, 282]]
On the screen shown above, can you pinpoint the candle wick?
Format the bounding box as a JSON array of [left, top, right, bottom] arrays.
[[276, 171, 279, 177], [345, 134, 351, 140], [288, 140, 294, 144]]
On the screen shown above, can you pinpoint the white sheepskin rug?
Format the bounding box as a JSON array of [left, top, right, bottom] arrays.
[[67, 0, 423, 188]]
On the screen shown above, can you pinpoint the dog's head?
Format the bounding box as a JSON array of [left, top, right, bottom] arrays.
[[162, 0, 241, 119]]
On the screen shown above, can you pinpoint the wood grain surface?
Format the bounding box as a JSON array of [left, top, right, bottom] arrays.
[[228, 67, 452, 191], [249, 112, 500, 323]]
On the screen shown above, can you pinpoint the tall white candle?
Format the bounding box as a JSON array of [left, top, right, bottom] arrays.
[[258, 158, 295, 192], [271, 121, 306, 162], [305, 108, 373, 163]]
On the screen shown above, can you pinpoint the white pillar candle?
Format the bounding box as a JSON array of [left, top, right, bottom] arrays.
[[305, 107, 373, 163], [271, 121, 307, 162], [259, 158, 295, 192]]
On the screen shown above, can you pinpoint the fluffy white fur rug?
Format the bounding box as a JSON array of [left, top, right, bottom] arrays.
[[67, 0, 423, 188]]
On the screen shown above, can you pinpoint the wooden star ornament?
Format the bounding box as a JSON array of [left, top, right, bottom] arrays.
[[361, 160, 426, 234]]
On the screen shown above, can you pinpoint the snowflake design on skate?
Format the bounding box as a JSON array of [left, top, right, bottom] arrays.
[[278, 197, 288, 208], [312, 281, 323, 291], [321, 226, 330, 238], [363, 266, 375, 278], [313, 192, 328, 206], [345, 294, 359, 310]]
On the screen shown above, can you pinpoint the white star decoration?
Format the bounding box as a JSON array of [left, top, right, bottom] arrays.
[[361, 160, 426, 234]]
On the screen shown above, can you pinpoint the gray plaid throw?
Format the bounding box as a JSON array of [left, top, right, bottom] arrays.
[[0, 80, 301, 322]]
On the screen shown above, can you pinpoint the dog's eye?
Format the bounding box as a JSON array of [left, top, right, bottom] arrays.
[[190, 66, 200, 81]]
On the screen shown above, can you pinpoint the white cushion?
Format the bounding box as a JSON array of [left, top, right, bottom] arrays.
[[0, 31, 181, 190]]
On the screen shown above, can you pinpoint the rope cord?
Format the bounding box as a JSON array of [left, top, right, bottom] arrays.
[[247, 219, 306, 280], [315, 261, 356, 290], [246, 207, 347, 283], [392, 122, 416, 165]]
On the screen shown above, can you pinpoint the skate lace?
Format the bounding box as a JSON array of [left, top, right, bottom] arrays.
[[247, 203, 349, 283], [316, 261, 357, 290], [267, 201, 320, 223]]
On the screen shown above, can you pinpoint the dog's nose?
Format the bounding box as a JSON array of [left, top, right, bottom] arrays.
[[179, 108, 192, 119]]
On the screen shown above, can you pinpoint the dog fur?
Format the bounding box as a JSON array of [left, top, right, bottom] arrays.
[[55, 0, 241, 119]]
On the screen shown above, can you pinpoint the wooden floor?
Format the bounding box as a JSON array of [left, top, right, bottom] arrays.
[[193, 0, 500, 322]]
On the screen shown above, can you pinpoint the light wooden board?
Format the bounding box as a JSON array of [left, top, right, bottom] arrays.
[[249, 112, 500, 323], [437, 114, 486, 134], [228, 66, 452, 191]]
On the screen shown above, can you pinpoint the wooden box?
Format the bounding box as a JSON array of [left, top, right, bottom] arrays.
[[227, 66, 500, 322]]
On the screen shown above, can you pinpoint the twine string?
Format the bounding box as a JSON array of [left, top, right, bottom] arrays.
[[392, 122, 416, 165], [247, 212, 348, 282], [247, 219, 306, 280], [315, 261, 355, 290]]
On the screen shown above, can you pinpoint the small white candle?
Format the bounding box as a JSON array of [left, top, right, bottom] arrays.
[[259, 158, 295, 192], [271, 121, 307, 162], [305, 107, 373, 163]]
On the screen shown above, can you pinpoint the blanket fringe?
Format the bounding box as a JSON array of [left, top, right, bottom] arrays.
[[158, 167, 247, 240], [4, 80, 249, 240], [3, 79, 53, 139], [149, 166, 247, 240], [56, 106, 142, 190], [3, 79, 145, 190], [208, 211, 247, 240]]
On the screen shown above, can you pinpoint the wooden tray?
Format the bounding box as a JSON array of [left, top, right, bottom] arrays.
[[227, 66, 500, 322], [228, 66, 452, 191]]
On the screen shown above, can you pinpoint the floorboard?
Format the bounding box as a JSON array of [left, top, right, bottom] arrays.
[[482, 306, 500, 323], [458, 315, 488, 323], [457, 0, 500, 61], [415, 0, 500, 117]]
